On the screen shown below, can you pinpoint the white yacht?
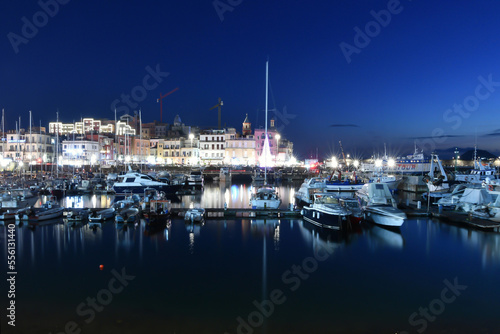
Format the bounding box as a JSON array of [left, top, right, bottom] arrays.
[[112, 168, 182, 195], [295, 177, 327, 206], [356, 183, 406, 227]]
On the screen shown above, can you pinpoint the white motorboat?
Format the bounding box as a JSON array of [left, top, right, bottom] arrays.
[[115, 206, 140, 223], [65, 208, 90, 224], [112, 167, 182, 195], [367, 173, 402, 191], [295, 177, 327, 206], [325, 170, 364, 194], [455, 188, 493, 214], [184, 208, 205, 222], [187, 170, 204, 189], [436, 184, 469, 209], [88, 207, 116, 222], [301, 193, 352, 230], [356, 183, 406, 227], [0, 189, 38, 209]]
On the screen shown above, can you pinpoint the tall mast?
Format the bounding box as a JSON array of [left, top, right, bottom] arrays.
[[264, 60, 268, 183], [56, 110, 59, 178], [29, 110, 32, 177], [139, 109, 142, 172]]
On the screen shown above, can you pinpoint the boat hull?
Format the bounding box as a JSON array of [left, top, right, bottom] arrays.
[[364, 207, 406, 227], [302, 206, 348, 230]]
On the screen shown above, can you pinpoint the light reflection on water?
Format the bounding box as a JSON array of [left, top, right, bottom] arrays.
[[3, 184, 500, 333]]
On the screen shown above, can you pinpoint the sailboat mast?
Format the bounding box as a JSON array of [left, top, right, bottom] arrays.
[[264, 60, 268, 183], [29, 110, 32, 177], [139, 109, 142, 172], [56, 110, 59, 178]]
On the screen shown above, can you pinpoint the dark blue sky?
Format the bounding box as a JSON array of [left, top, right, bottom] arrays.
[[2, 0, 500, 159]]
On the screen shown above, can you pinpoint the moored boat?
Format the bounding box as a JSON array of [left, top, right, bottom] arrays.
[[356, 183, 406, 227], [301, 193, 352, 230]]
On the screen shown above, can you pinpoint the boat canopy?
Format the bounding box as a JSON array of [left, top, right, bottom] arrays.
[[458, 188, 493, 205]]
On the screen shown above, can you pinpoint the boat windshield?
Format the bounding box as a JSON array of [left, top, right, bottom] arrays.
[[316, 195, 338, 204]]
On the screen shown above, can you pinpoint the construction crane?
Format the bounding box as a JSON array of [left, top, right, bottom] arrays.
[[339, 140, 348, 167], [157, 87, 179, 123], [209, 97, 223, 129]]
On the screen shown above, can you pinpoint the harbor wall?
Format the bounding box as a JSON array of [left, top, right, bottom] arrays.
[[398, 175, 427, 193]]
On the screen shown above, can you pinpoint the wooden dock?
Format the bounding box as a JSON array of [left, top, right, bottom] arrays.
[[170, 208, 301, 219], [399, 203, 500, 231]]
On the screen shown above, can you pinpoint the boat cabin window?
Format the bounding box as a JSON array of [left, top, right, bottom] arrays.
[[317, 196, 338, 204], [125, 177, 135, 183]]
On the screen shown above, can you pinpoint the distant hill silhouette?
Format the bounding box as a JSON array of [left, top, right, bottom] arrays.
[[458, 149, 497, 160]]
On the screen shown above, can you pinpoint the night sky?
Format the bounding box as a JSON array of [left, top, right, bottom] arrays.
[[2, 0, 500, 160]]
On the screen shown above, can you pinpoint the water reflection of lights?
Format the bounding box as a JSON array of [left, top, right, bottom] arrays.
[[231, 185, 239, 201], [288, 188, 296, 206], [186, 222, 203, 254]]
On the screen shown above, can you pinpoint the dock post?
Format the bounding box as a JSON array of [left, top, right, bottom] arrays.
[[417, 201, 421, 209]]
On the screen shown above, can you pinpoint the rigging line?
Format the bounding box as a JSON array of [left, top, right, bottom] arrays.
[[268, 76, 277, 113]]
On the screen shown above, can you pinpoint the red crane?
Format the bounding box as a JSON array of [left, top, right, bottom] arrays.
[[157, 87, 179, 123]]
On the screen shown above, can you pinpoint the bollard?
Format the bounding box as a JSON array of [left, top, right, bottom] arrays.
[[406, 198, 409, 206], [289, 203, 294, 211], [417, 201, 421, 209], [438, 204, 443, 214]]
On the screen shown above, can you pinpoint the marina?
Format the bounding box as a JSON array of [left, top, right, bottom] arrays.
[[2, 179, 500, 334]]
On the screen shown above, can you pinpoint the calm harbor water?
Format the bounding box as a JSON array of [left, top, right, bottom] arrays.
[[2, 183, 500, 334]]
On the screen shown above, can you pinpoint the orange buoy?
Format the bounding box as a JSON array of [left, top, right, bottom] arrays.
[[99, 264, 104, 270]]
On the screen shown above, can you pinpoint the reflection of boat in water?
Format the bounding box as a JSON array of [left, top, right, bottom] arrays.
[[28, 217, 64, 228], [297, 219, 358, 254], [144, 218, 171, 236], [363, 223, 404, 249]]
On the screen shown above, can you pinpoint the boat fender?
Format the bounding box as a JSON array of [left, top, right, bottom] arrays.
[[488, 185, 494, 191]]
